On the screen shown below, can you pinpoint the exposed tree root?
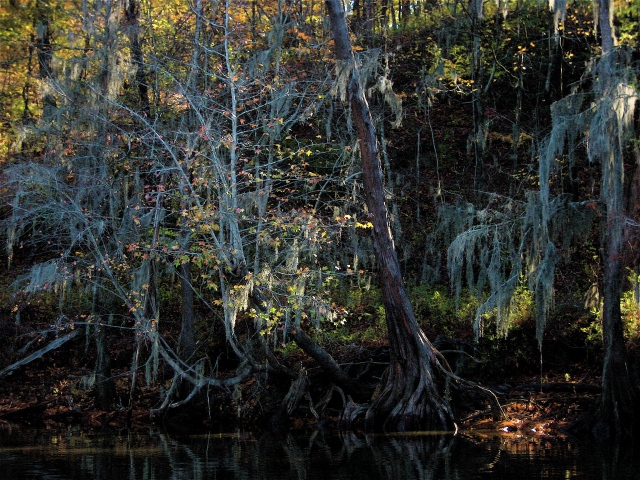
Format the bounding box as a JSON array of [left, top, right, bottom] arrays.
[[365, 357, 456, 432], [268, 368, 318, 432], [314, 384, 347, 416], [339, 396, 370, 430], [283, 368, 317, 418], [440, 368, 507, 422], [333, 338, 506, 433]]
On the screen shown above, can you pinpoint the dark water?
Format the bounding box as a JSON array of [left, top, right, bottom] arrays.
[[0, 426, 637, 479]]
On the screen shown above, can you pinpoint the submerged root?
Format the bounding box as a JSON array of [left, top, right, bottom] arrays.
[[339, 396, 370, 430], [441, 368, 507, 422]]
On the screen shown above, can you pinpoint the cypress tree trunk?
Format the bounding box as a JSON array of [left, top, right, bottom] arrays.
[[598, 0, 616, 54], [588, 14, 639, 439], [589, 47, 639, 440], [325, 0, 455, 432], [589, 144, 639, 439], [594, 211, 639, 439]]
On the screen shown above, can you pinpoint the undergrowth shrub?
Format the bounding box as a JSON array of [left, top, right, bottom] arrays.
[[409, 283, 477, 341]]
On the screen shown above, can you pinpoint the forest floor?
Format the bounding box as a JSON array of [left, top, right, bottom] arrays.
[[0, 336, 603, 440], [458, 378, 600, 439]]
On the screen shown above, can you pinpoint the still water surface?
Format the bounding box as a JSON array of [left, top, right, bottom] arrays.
[[0, 426, 636, 479]]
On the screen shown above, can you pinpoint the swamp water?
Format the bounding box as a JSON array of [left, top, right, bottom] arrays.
[[0, 426, 637, 479]]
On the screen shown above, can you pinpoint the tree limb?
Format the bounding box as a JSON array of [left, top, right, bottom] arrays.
[[0, 329, 80, 378], [290, 326, 370, 398]]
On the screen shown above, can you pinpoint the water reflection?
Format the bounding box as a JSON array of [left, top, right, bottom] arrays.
[[0, 425, 637, 479]]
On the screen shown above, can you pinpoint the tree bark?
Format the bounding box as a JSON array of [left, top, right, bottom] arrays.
[[0, 330, 80, 378], [586, 48, 639, 440], [94, 319, 117, 410], [325, 0, 455, 432], [290, 326, 369, 397], [594, 235, 639, 439], [124, 0, 150, 117], [34, 0, 56, 121], [571, 190, 640, 441], [178, 247, 197, 411], [92, 274, 117, 411], [598, 0, 616, 54], [180, 259, 196, 363]]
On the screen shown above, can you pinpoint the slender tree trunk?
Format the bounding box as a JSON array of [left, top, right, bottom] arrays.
[[179, 234, 196, 363], [469, 0, 486, 178], [325, 0, 455, 432], [363, 0, 373, 44], [124, 0, 150, 117], [34, 2, 52, 80], [178, 248, 196, 400], [34, 0, 56, 121], [379, 0, 390, 33], [598, 0, 616, 54], [94, 317, 117, 410], [93, 282, 117, 410]]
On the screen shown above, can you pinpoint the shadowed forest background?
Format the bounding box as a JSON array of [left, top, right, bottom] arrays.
[[0, 0, 639, 439]]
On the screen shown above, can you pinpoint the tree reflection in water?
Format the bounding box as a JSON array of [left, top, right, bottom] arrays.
[[0, 426, 638, 479]]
